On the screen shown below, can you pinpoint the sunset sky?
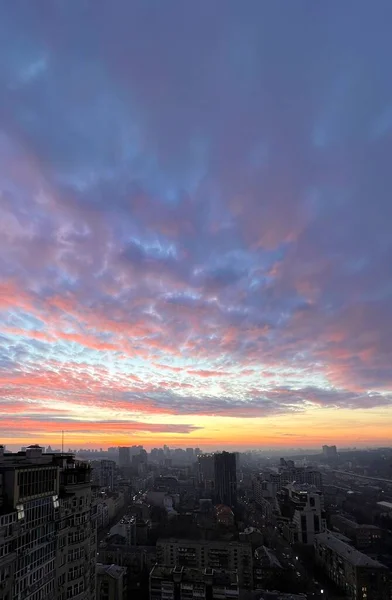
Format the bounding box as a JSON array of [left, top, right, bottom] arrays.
[[1, 2, 392, 450]]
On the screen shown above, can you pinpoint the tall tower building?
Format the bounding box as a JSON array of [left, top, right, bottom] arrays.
[[214, 452, 237, 507], [0, 444, 96, 600], [198, 454, 215, 490], [118, 447, 130, 468]]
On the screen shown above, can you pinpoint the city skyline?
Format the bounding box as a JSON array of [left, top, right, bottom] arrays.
[[2, 2, 392, 450]]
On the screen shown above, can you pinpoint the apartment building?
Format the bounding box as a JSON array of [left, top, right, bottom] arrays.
[[279, 484, 326, 545], [96, 563, 127, 600], [91, 461, 116, 491], [330, 515, 382, 549], [0, 444, 96, 600], [150, 565, 239, 600], [314, 532, 390, 600], [156, 538, 253, 588]]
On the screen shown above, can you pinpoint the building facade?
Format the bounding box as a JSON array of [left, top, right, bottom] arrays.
[[150, 565, 239, 600], [330, 515, 382, 549], [0, 444, 96, 600], [118, 448, 130, 469], [91, 461, 116, 491], [315, 532, 390, 600], [156, 538, 253, 588], [198, 454, 215, 491], [214, 452, 237, 507], [96, 563, 127, 600]]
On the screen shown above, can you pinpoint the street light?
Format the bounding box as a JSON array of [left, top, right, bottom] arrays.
[[320, 590, 324, 595]]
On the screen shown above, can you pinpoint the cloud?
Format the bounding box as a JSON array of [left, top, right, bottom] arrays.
[[1, 1, 392, 445]]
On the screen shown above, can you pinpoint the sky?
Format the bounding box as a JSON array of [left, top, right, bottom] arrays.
[[1, 1, 392, 451]]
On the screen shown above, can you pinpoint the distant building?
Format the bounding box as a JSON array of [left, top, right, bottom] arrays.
[[280, 467, 323, 489], [198, 454, 215, 491], [322, 445, 337, 459], [118, 447, 130, 468], [185, 448, 194, 461], [92, 459, 116, 490], [156, 538, 253, 588], [150, 565, 239, 600], [97, 563, 127, 600], [214, 452, 237, 507], [315, 532, 390, 600]]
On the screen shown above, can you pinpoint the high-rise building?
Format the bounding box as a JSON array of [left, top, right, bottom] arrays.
[[0, 444, 96, 600], [214, 452, 237, 507], [322, 445, 337, 459], [185, 448, 194, 462], [198, 454, 215, 490], [150, 565, 239, 600], [118, 447, 130, 468], [156, 539, 253, 588]]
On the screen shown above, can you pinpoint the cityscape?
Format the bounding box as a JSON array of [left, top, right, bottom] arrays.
[[1, 444, 392, 600], [2, 1, 392, 600]]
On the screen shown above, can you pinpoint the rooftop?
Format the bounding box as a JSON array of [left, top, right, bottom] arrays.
[[97, 563, 126, 579], [150, 565, 238, 585], [315, 532, 387, 568], [377, 501, 392, 510], [333, 515, 379, 530]]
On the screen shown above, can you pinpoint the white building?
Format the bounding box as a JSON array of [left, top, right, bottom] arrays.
[[280, 483, 326, 545]]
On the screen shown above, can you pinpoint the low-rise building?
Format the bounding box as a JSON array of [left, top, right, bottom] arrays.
[[97, 563, 127, 600], [314, 532, 390, 600], [156, 538, 253, 588], [150, 565, 239, 600]]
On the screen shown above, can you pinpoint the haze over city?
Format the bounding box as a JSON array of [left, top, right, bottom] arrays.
[[1, 1, 392, 450]]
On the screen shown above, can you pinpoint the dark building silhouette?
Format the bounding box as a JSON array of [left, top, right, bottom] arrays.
[[214, 452, 237, 507]]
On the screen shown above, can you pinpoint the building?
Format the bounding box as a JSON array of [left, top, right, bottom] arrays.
[[330, 515, 382, 549], [322, 445, 337, 459], [253, 546, 283, 590], [0, 444, 96, 600], [96, 563, 127, 600], [314, 532, 390, 599], [98, 543, 156, 596], [214, 452, 237, 507], [99, 460, 116, 490], [198, 454, 215, 491], [215, 504, 234, 527], [259, 468, 322, 493], [280, 467, 323, 490], [254, 477, 278, 504], [92, 460, 116, 490], [185, 448, 194, 462], [156, 538, 253, 588], [108, 516, 137, 546], [94, 491, 125, 531], [118, 448, 130, 468], [279, 484, 326, 545], [150, 565, 239, 600]]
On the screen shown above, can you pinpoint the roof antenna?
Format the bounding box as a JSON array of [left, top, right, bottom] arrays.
[[62, 430, 64, 453]]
